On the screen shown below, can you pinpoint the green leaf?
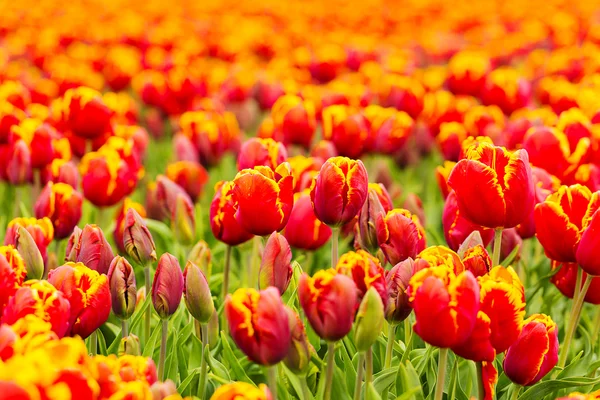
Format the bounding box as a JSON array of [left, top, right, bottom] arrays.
[[373, 368, 397, 393], [520, 377, 600, 400], [395, 360, 424, 400], [178, 369, 199, 395], [189, 334, 204, 371], [220, 331, 253, 384], [206, 344, 231, 381], [365, 382, 382, 400], [282, 365, 305, 400], [142, 321, 162, 358], [129, 293, 152, 333]]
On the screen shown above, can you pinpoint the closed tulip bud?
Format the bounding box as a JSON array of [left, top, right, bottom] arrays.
[[385, 258, 416, 323], [298, 269, 358, 341], [211, 382, 273, 400], [284, 308, 313, 375], [210, 180, 254, 246], [376, 209, 426, 265], [355, 185, 387, 253], [311, 156, 369, 227], [462, 245, 492, 278], [119, 334, 141, 356], [183, 261, 214, 323], [187, 240, 212, 278], [5, 217, 54, 264], [408, 266, 480, 348], [108, 256, 137, 320], [34, 182, 83, 240], [226, 287, 291, 365], [237, 138, 288, 171], [233, 163, 294, 236], [48, 262, 111, 338], [283, 190, 332, 251], [172, 193, 196, 245], [65, 224, 114, 275], [6, 139, 32, 185], [152, 253, 184, 319], [13, 226, 44, 280], [448, 142, 534, 229], [259, 232, 293, 295], [155, 175, 192, 221], [123, 208, 157, 266], [354, 287, 385, 352], [113, 198, 146, 254], [504, 314, 559, 386], [443, 191, 495, 251], [166, 160, 209, 202]]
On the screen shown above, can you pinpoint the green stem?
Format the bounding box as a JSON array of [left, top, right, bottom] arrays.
[[353, 353, 365, 400], [365, 347, 373, 385], [323, 341, 336, 400], [404, 318, 413, 357], [384, 323, 396, 369], [267, 364, 278, 400], [476, 361, 484, 400], [158, 319, 168, 381], [331, 228, 340, 267], [301, 375, 312, 400], [249, 236, 262, 289], [198, 324, 209, 399], [511, 384, 522, 400], [222, 245, 232, 300], [435, 348, 448, 400], [121, 319, 129, 338], [592, 307, 600, 351], [558, 273, 593, 369], [89, 330, 97, 356], [144, 266, 151, 346], [492, 228, 503, 266]]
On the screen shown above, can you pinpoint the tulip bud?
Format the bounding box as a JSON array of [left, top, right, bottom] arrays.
[[118, 334, 141, 356], [237, 137, 288, 171], [155, 175, 191, 221], [188, 240, 212, 278], [284, 308, 313, 375], [503, 314, 558, 386], [354, 287, 385, 353], [5, 217, 54, 264], [385, 258, 416, 323], [123, 208, 157, 266], [108, 256, 137, 320], [183, 261, 214, 323], [150, 380, 178, 400], [210, 180, 254, 247], [259, 232, 293, 295], [376, 209, 426, 265], [355, 186, 386, 254], [6, 139, 32, 185], [65, 224, 114, 275], [14, 226, 44, 280], [152, 253, 184, 319], [34, 182, 83, 240], [172, 193, 196, 245], [462, 245, 492, 278], [45, 159, 79, 188], [166, 160, 209, 202], [457, 231, 485, 258]]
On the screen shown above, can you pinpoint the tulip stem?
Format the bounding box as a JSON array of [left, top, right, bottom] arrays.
[[558, 273, 593, 369], [365, 347, 374, 386], [158, 319, 168, 381], [323, 341, 336, 400], [404, 317, 413, 357], [384, 323, 396, 369], [353, 353, 365, 400], [121, 319, 129, 338], [89, 330, 97, 356], [476, 361, 484, 400], [434, 348, 448, 400], [510, 384, 522, 400], [198, 324, 209, 400], [250, 236, 262, 289], [492, 228, 503, 266], [301, 376, 312, 400], [592, 308, 600, 351], [144, 266, 151, 346], [331, 228, 340, 267], [222, 245, 232, 300], [267, 365, 278, 400]]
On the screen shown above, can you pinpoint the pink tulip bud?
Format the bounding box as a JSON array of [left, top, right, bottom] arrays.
[[152, 253, 184, 319], [123, 208, 157, 266], [259, 232, 293, 294], [108, 256, 137, 320]]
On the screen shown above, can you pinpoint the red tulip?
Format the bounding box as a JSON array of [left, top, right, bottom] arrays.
[[336, 250, 388, 308], [152, 253, 184, 319], [259, 232, 293, 295], [4, 217, 54, 263], [283, 190, 332, 251], [34, 182, 83, 240], [65, 224, 114, 275], [210, 180, 253, 246], [237, 138, 287, 171], [377, 209, 426, 265], [385, 258, 417, 323], [165, 160, 209, 202], [107, 256, 137, 320]]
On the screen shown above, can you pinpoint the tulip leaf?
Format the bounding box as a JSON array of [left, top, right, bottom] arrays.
[[519, 377, 600, 400], [128, 292, 152, 333], [206, 343, 231, 381], [372, 368, 397, 393], [189, 334, 204, 371], [177, 343, 188, 381], [395, 360, 424, 400], [142, 322, 163, 358], [178, 368, 199, 395], [365, 382, 382, 400], [220, 331, 253, 384], [341, 348, 357, 394], [97, 328, 108, 356], [282, 364, 307, 400]]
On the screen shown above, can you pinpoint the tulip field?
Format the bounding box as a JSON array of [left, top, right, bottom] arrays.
[[5, 0, 600, 399]]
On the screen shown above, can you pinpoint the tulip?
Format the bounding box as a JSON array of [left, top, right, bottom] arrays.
[[385, 258, 416, 323], [504, 314, 559, 386], [107, 256, 137, 323], [6, 139, 32, 185], [376, 209, 426, 265], [65, 224, 114, 275], [232, 163, 294, 236], [34, 182, 83, 240], [461, 245, 492, 278], [336, 250, 388, 308], [435, 161, 455, 199], [576, 206, 600, 276], [152, 253, 184, 320], [183, 261, 214, 324], [284, 308, 313, 375], [187, 240, 212, 279], [4, 217, 54, 264], [355, 184, 387, 254], [165, 160, 209, 202], [448, 142, 534, 230], [414, 245, 465, 273], [310, 156, 369, 227], [172, 192, 196, 245], [210, 180, 254, 246], [321, 105, 369, 158], [551, 262, 600, 304], [11, 225, 45, 280], [0, 248, 26, 316], [446, 51, 490, 97], [481, 67, 531, 115], [113, 198, 146, 254], [226, 287, 291, 365], [119, 334, 141, 356], [61, 87, 113, 139], [210, 382, 273, 400], [47, 262, 111, 339], [442, 191, 494, 252], [1, 280, 71, 338], [237, 138, 288, 171], [271, 95, 317, 149], [44, 159, 79, 188], [408, 266, 480, 348], [283, 190, 331, 251], [298, 269, 357, 342], [123, 208, 157, 266], [259, 232, 293, 295], [310, 140, 338, 161]]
